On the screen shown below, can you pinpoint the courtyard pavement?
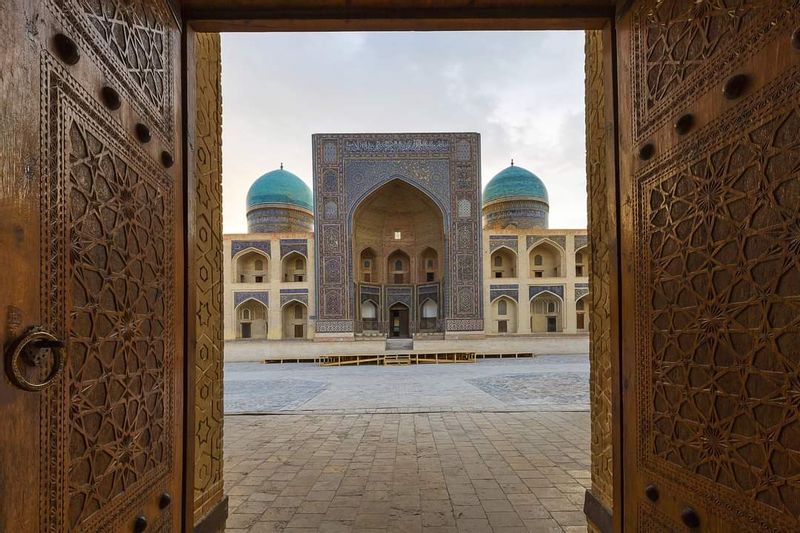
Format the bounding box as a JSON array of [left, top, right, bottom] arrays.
[[224, 356, 589, 413], [224, 356, 590, 532]]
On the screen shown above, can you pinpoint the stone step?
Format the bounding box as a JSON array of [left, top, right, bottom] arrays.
[[385, 338, 414, 351]]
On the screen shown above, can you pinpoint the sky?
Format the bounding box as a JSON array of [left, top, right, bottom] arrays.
[[220, 31, 586, 234]]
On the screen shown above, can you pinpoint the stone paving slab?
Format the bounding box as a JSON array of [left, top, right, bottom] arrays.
[[225, 412, 590, 532], [225, 356, 589, 414]]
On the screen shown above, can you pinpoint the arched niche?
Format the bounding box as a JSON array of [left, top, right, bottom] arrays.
[[282, 251, 307, 283], [491, 296, 518, 334], [281, 300, 307, 339], [359, 299, 380, 332], [235, 298, 268, 339], [490, 247, 517, 279], [359, 247, 378, 283], [529, 241, 563, 278], [530, 291, 563, 333], [234, 249, 269, 284], [418, 247, 439, 283], [576, 293, 590, 331], [575, 246, 590, 278], [387, 249, 411, 285], [419, 298, 439, 331]]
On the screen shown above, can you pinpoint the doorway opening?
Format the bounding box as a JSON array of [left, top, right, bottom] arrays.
[[211, 28, 601, 533]]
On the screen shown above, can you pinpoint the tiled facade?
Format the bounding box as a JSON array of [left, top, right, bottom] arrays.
[[483, 229, 590, 335], [224, 233, 316, 340], [223, 133, 588, 341]]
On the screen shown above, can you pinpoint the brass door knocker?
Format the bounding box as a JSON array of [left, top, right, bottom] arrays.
[[6, 327, 66, 392]]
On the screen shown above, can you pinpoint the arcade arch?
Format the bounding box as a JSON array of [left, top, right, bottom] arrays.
[[235, 299, 268, 339], [529, 241, 563, 278], [282, 251, 307, 282], [490, 247, 517, 278], [281, 300, 308, 339], [234, 249, 269, 283], [530, 291, 563, 333], [491, 296, 518, 334]]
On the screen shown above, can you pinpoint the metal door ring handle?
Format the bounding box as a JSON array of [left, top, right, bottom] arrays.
[[6, 328, 66, 392]]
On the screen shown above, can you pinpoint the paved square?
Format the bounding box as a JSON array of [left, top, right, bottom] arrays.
[[225, 356, 589, 413], [224, 356, 590, 531], [224, 411, 590, 532]]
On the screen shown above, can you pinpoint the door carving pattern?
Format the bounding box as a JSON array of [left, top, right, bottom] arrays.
[[634, 69, 800, 529], [630, 0, 796, 141], [47, 0, 175, 147], [584, 30, 613, 511], [40, 59, 175, 531], [624, 0, 800, 528], [191, 32, 225, 522]]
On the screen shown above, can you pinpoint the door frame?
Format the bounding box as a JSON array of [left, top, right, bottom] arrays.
[[180, 3, 623, 532]]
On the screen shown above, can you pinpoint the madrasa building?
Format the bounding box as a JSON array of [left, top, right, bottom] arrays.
[[223, 133, 589, 341]]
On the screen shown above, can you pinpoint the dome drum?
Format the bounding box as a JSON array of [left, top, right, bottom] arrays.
[[483, 198, 549, 230]]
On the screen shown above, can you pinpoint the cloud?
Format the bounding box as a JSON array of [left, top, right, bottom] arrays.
[[221, 31, 586, 233]]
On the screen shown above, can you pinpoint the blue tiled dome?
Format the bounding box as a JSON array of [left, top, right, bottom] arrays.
[[246, 168, 312, 211], [483, 164, 549, 205]]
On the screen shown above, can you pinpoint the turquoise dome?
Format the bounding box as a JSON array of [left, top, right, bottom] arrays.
[[246, 168, 312, 211], [483, 164, 549, 205]]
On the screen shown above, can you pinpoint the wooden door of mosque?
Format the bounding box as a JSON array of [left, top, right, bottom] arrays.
[[618, 0, 800, 530], [0, 0, 184, 531]]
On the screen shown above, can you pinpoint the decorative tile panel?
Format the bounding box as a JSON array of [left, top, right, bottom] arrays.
[[234, 291, 268, 308], [490, 285, 519, 302], [280, 239, 308, 258], [489, 235, 519, 253], [575, 283, 590, 301], [280, 289, 308, 307], [529, 285, 565, 301], [232, 239, 271, 258], [527, 234, 567, 251]]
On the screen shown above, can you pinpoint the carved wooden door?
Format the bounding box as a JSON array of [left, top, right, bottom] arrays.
[[618, 0, 800, 530], [0, 0, 183, 531]]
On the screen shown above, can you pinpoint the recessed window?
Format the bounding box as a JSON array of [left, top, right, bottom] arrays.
[[534, 255, 543, 266], [495, 272, 502, 278], [255, 276, 263, 283], [576, 265, 584, 277], [294, 305, 303, 319], [395, 260, 403, 271], [363, 259, 371, 268], [394, 231, 402, 240], [534, 271, 543, 278], [498, 320, 508, 333], [426, 272, 434, 282], [494, 255, 502, 267], [254, 259, 263, 270], [498, 300, 507, 315]]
